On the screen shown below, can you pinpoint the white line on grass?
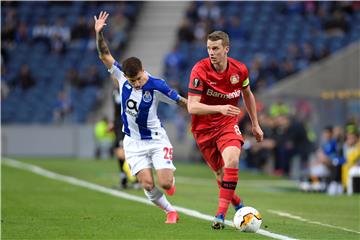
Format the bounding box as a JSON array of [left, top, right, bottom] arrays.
[[3, 158, 296, 240], [269, 210, 360, 234]]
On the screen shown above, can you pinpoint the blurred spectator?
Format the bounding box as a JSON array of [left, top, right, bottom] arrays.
[[32, 18, 52, 50], [71, 16, 90, 41], [1, 81, 10, 100], [50, 18, 70, 54], [241, 113, 276, 172], [304, 1, 318, 16], [1, 65, 10, 99], [273, 114, 312, 177], [1, 8, 17, 48], [174, 108, 189, 142], [323, 9, 349, 36], [270, 101, 290, 118], [32, 16, 71, 54], [51, 17, 71, 43], [177, 19, 194, 43], [197, 1, 221, 21], [94, 116, 115, 159], [65, 68, 82, 89], [300, 126, 345, 193], [193, 20, 211, 42], [295, 99, 313, 121], [302, 42, 319, 63], [185, 2, 200, 22], [83, 65, 103, 88], [318, 45, 331, 60], [82, 65, 105, 108], [164, 44, 186, 80], [1, 47, 9, 64], [15, 21, 29, 43], [53, 91, 72, 124], [286, 43, 302, 62], [13, 64, 35, 90], [279, 59, 297, 79], [109, 11, 129, 52], [249, 56, 266, 89], [51, 35, 67, 55], [213, 15, 226, 32], [327, 125, 346, 195], [226, 16, 246, 40], [342, 124, 360, 192]]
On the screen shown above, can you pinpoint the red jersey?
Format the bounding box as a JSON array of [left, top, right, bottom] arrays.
[[188, 57, 250, 133]]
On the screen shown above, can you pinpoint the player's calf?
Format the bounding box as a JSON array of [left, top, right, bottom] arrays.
[[164, 177, 176, 196]]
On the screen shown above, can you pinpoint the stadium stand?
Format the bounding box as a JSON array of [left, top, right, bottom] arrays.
[[1, 1, 142, 124], [164, 1, 360, 94]]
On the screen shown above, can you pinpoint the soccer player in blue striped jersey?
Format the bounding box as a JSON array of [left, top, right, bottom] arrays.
[[94, 11, 187, 224]]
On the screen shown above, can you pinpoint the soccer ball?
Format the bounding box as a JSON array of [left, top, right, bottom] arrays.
[[233, 206, 262, 232]]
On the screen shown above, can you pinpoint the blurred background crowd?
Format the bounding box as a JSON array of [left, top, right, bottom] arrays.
[[1, 1, 142, 123], [1, 1, 359, 195]]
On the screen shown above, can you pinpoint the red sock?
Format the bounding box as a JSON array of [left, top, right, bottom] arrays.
[[231, 193, 241, 206], [217, 179, 241, 207], [216, 168, 238, 217]]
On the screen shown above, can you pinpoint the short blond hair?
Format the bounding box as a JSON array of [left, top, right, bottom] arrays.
[[207, 31, 229, 47]]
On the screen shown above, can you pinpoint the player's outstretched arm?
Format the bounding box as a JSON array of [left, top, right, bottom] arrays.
[[94, 11, 115, 69], [242, 86, 264, 142], [187, 95, 240, 116]]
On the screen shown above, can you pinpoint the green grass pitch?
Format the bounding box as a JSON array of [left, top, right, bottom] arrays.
[[2, 157, 360, 239]]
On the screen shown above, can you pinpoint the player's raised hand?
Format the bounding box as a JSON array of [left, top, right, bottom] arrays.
[[252, 124, 264, 142], [219, 105, 241, 116], [94, 11, 109, 33]]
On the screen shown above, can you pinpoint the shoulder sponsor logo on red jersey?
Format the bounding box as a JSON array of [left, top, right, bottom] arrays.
[[206, 89, 241, 99], [193, 78, 200, 88], [230, 74, 240, 84]]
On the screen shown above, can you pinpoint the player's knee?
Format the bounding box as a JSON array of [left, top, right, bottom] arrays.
[[225, 158, 239, 168]]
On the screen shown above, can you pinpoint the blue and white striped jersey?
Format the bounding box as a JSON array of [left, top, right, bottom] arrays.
[[108, 61, 180, 140]]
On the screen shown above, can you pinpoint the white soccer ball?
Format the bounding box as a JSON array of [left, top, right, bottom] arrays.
[[233, 206, 262, 232]]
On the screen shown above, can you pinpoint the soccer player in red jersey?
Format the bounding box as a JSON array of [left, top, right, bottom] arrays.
[[187, 31, 264, 230]]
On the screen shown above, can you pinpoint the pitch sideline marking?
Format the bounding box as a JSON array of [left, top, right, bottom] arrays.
[[268, 210, 360, 234], [3, 158, 296, 240]]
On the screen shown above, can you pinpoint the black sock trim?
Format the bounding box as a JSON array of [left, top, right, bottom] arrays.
[[221, 181, 237, 190]]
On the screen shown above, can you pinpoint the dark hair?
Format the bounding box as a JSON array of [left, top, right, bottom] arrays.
[[207, 31, 229, 47], [324, 125, 333, 134], [122, 57, 143, 78]]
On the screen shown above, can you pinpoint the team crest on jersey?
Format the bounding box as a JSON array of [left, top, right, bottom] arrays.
[[230, 74, 240, 84], [142, 91, 152, 102], [193, 78, 200, 88]]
